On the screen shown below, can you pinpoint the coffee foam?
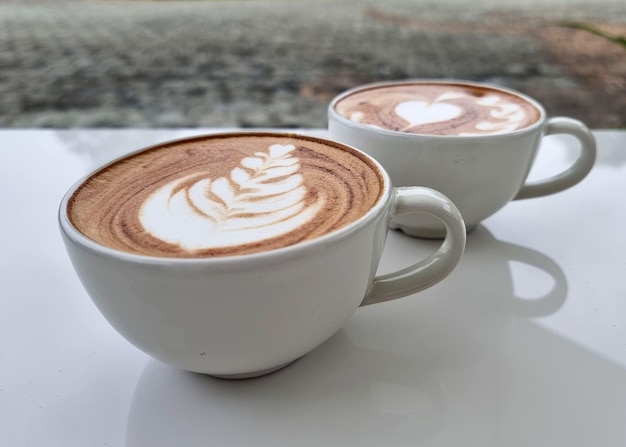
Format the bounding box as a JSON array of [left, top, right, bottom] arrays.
[[68, 134, 383, 258], [335, 83, 541, 136], [139, 144, 324, 251]]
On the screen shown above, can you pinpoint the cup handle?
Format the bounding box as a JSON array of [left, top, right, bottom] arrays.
[[514, 117, 596, 200], [361, 187, 466, 306]]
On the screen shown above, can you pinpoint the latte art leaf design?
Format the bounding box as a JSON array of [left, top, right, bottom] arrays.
[[140, 144, 324, 251]]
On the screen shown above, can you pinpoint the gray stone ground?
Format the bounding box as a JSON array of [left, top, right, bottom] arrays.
[[0, 0, 624, 128]]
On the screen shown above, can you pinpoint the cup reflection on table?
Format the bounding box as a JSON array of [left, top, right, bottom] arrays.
[[126, 226, 568, 446]]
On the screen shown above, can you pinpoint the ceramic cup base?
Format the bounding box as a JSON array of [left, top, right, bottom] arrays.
[[208, 360, 296, 380]]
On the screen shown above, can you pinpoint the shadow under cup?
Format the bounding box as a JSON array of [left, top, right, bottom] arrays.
[[328, 80, 597, 238]]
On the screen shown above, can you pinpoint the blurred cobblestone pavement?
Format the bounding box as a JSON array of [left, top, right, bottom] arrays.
[[0, 0, 624, 128]]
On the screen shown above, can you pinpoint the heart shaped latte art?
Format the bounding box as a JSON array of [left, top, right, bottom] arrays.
[[395, 100, 462, 128]]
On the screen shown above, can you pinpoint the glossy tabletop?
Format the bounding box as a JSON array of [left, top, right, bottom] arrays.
[[1, 129, 625, 446]]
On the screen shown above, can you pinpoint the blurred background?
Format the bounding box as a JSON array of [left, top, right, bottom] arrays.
[[0, 0, 624, 129]]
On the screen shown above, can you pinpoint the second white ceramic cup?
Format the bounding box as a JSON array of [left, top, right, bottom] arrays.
[[328, 80, 597, 238]]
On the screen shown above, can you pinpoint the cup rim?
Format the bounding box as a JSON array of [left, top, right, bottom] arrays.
[[328, 78, 547, 139], [58, 131, 392, 268]]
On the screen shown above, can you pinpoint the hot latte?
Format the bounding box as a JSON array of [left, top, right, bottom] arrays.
[[334, 82, 541, 136], [68, 133, 383, 258]]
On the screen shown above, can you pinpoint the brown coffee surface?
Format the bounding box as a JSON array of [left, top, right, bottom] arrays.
[[68, 134, 383, 258], [335, 82, 541, 136]]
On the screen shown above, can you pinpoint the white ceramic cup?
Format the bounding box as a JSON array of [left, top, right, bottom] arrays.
[[59, 132, 466, 379], [328, 80, 597, 238]]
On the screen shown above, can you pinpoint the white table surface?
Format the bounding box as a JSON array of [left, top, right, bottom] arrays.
[[1, 128, 625, 447]]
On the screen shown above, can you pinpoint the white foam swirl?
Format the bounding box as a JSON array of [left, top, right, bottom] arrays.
[[139, 144, 324, 251], [460, 95, 527, 136], [393, 93, 527, 135], [395, 99, 462, 129]]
